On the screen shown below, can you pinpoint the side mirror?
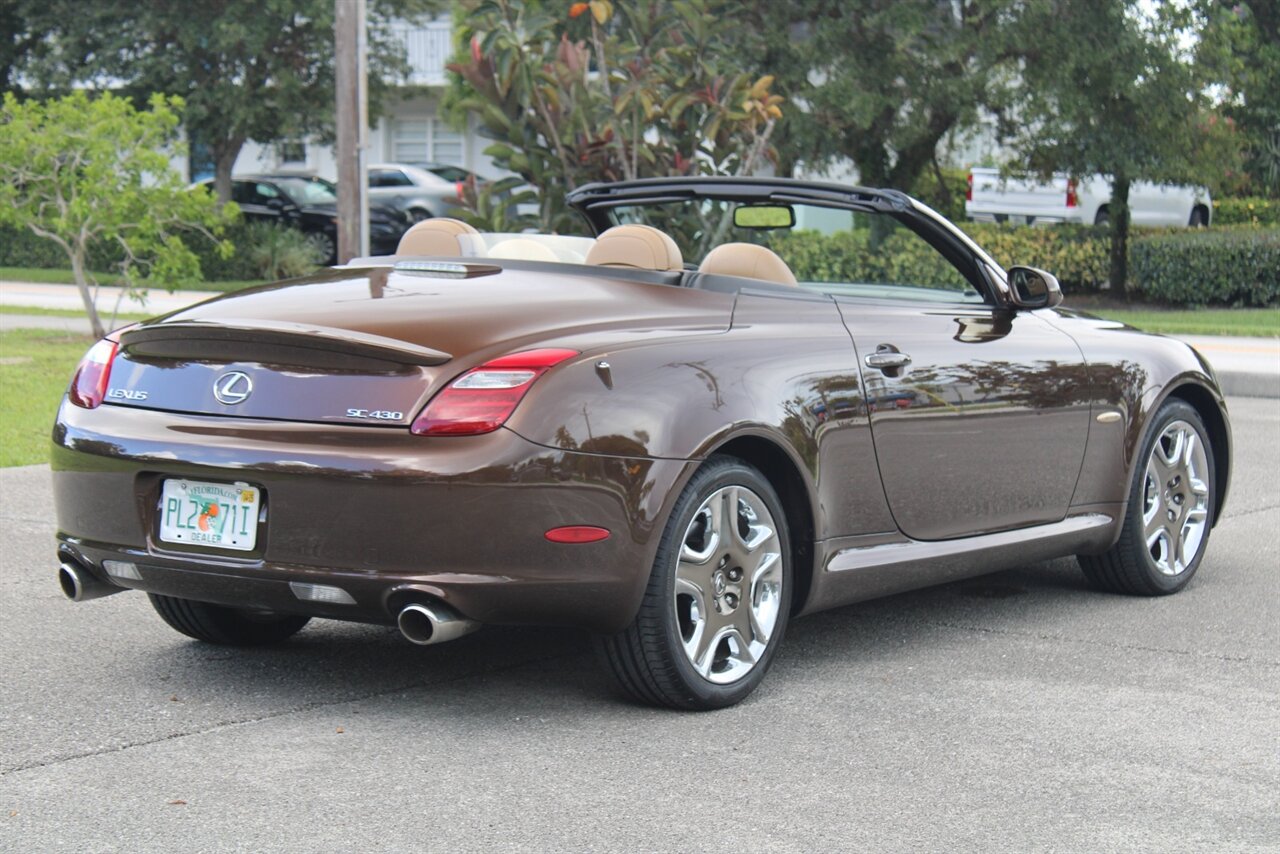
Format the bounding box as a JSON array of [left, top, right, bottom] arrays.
[[1006, 265, 1063, 309]]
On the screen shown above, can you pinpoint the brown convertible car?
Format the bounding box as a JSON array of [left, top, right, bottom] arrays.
[[52, 177, 1230, 710]]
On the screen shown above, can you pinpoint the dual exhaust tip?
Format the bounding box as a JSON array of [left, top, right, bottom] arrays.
[[58, 560, 123, 602], [60, 558, 479, 647]]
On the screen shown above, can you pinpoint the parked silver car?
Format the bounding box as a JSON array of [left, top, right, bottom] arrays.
[[367, 162, 478, 222]]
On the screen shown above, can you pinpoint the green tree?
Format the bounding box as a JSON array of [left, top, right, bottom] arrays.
[[13, 0, 439, 203], [1197, 1, 1280, 196], [1008, 1, 1236, 297], [444, 0, 784, 234], [0, 91, 235, 337], [763, 2, 1027, 198]]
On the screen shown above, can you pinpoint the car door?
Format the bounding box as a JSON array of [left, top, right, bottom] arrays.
[[831, 219, 1091, 541]]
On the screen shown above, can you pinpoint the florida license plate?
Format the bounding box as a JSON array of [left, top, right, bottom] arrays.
[[159, 479, 261, 551]]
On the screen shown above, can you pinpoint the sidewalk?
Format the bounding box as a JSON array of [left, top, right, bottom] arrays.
[[3, 279, 1277, 398], [0, 281, 223, 314]]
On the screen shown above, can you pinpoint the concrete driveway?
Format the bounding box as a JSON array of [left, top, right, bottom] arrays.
[[0, 398, 1277, 852]]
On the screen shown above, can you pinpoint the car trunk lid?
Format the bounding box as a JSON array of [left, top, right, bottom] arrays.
[[102, 263, 731, 427]]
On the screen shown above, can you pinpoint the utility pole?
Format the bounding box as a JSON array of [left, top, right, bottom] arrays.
[[335, 0, 369, 263]]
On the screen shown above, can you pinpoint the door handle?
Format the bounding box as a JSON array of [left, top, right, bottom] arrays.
[[864, 347, 912, 371]]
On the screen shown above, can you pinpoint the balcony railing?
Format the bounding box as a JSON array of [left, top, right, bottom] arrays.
[[387, 20, 454, 87]]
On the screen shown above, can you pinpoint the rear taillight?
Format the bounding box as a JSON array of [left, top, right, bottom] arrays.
[[455, 180, 465, 202], [68, 338, 120, 409], [1066, 178, 1079, 208], [411, 348, 579, 436], [966, 171, 973, 202]]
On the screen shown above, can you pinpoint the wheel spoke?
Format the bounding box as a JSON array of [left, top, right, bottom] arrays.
[[1167, 523, 1185, 570], [1180, 430, 1197, 467], [692, 625, 731, 677], [1144, 507, 1166, 544], [1159, 427, 1185, 468], [1189, 477, 1209, 498], [743, 521, 774, 552], [725, 627, 757, 668], [719, 487, 743, 548]]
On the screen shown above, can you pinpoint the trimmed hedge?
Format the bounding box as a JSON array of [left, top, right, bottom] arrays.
[[1213, 197, 1280, 227], [771, 222, 1111, 295], [770, 222, 1279, 306], [1130, 228, 1280, 306]]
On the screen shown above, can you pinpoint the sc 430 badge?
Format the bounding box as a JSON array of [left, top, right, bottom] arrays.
[[346, 409, 403, 421]]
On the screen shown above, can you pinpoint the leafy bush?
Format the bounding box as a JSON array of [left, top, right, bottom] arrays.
[[237, 222, 325, 280], [2, 219, 323, 283], [1130, 229, 1280, 306], [1212, 197, 1280, 227]]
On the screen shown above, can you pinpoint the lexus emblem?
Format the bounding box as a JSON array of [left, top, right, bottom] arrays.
[[213, 371, 253, 405]]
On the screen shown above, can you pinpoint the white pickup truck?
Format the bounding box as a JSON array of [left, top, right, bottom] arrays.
[[965, 167, 1211, 227]]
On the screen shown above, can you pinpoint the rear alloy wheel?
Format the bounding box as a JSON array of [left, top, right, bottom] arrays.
[[308, 231, 337, 265], [599, 456, 791, 710], [149, 594, 311, 646], [1078, 400, 1215, 595]]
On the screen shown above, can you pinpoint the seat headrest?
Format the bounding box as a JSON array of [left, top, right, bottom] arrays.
[[697, 243, 797, 286], [397, 217, 479, 256], [584, 224, 683, 272]]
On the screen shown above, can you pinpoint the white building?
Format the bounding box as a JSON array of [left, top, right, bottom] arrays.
[[191, 18, 497, 182]]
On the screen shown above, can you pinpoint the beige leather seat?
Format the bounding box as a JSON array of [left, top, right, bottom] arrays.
[[584, 224, 683, 272], [697, 243, 797, 286], [487, 237, 560, 262], [396, 217, 479, 256]]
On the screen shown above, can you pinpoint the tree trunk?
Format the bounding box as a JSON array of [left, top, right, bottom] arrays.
[[69, 249, 105, 340], [1108, 174, 1132, 300], [211, 136, 246, 206]]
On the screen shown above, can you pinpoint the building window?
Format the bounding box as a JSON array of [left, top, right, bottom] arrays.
[[279, 140, 307, 167], [391, 117, 464, 166]]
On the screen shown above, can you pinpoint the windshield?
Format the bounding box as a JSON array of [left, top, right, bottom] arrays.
[[420, 164, 472, 183], [602, 199, 984, 303], [272, 176, 339, 206]]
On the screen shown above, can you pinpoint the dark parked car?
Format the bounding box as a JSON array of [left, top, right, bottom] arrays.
[[208, 174, 409, 262], [52, 177, 1230, 710]]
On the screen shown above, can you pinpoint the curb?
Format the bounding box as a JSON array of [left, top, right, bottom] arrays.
[[1216, 371, 1280, 400]]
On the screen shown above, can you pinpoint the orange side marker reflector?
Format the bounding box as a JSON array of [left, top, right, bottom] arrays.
[[545, 526, 611, 544]]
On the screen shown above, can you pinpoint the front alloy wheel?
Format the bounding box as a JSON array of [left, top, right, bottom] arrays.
[[599, 456, 791, 710], [1078, 399, 1216, 595]]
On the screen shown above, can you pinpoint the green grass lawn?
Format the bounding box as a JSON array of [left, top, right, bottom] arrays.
[[0, 266, 264, 293], [0, 328, 93, 467], [1087, 307, 1280, 338]]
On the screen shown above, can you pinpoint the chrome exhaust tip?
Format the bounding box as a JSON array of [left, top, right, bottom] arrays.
[[397, 602, 480, 646], [58, 560, 123, 602]]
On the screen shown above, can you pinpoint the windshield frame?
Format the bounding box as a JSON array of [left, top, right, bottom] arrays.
[[567, 177, 1006, 305]]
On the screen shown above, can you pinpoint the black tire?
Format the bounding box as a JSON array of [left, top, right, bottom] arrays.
[[1189, 206, 1209, 227], [1078, 399, 1215, 596], [407, 207, 433, 223], [597, 456, 792, 710], [148, 594, 311, 645], [1094, 206, 1110, 226]]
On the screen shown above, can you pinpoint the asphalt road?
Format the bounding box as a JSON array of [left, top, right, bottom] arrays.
[[1, 398, 1277, 853]]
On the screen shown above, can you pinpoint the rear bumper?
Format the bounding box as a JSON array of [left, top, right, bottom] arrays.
[[965, 202, 1083, 225], [52, 401, 693, 633]]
